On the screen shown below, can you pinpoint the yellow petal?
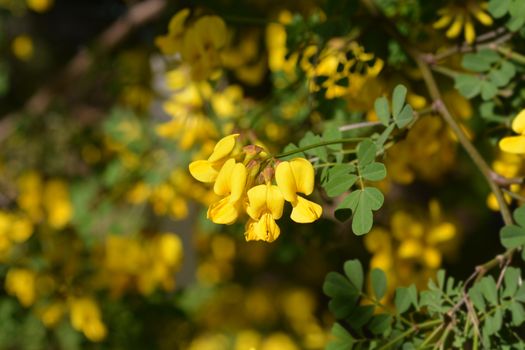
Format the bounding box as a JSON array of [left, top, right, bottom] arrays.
[[423, 248, 442, 268], [214, 158, 236, 196], [511, 109, 525, 134], [427, 222, 456, 244], [230, 162, 247, 202], [189, 160, 218, 183], [289, 158, 315, 195], [499, 136, 525, 154], [464, 17, 475, 44], [433, 14, 452, 29], [446, 14, 464, 39], [245, 213, 281, 242], [168, 8, 190, 35], [290, 196, 322, 223], [472, 8, 493, 26], [275, 161, 298, 202], [208, 134, 239, 162], [246, 184, 267, 219], [207, 197, 239, 224], [398, 239, 422, 259], [266, 184, 284, 219]]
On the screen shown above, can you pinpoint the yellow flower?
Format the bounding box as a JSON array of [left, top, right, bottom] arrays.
[[189, 134, 239, 182], [43, 179, 73, 229], [26, 0, 53, 12], [275, 158, 322, 223], [69, 297, 107, 342], [499, 109, 525, 154], [12, 35, 34, 61], [5, 268, 36, 307], [182, 15, 227, 80], [434, 1, 493, 44], [155, 8, 190, 55], [207, 159, 247, 224], [245, 183, 284, 242]]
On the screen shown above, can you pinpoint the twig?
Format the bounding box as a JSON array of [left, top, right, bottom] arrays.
[[0, 0, 168, 142]]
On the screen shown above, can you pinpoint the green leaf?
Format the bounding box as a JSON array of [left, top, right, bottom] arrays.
[[344, 260, 364, 292], [480, 80, 498, 100], [394, 104, 413, 128], [371, 269, 387, 300], [503, 267, 520, 297], [323, 272, 354, 298], [489, 0, 510, 18], [329, 294, 359, 319], [462, 50, 499, 72], [368, 314, 392, 335], [326, 323, 355, 350], [334, 190, 361, 221], [513, 205, 525, 227], [392, 84, 407, 119], [299, 131, 328, 161], [455, 74, 481, 98], [510, 301, 525, 326], [374, 96, 390, 126], [361, 162, 387, 181], [352, 198, 373, 235], [395, 284, 418, 314], [363, 187, 384, 210], [323, 125, 343, 151], [500, 224, 525, 249], [346, 305, 375, 329], [281, 143, 304, 160], [325, 173, 358, 197], [357, 139, 377, 166], [375, 123, 395, 149], [480, 276, 498, 306]]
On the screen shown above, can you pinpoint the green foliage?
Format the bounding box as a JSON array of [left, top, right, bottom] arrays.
[[489, 0, 525, 31], [455, 50, 516, 101], [324, 256, 525, 349]]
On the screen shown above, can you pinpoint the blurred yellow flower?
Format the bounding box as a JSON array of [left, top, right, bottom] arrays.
[[11, 35, 34, 61], [26, 0, 53, 12], [5, 268, 36, 307], [434, 0, 493, 44], [499, 109, 525, 154], [69, 297, 107, 342]]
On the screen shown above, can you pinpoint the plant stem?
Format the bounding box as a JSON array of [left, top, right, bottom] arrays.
[[378, 319, 442, 350], [339, 121, 382, 132], [273, 137, 366, 158], [431, 65, 459, 78], [497, 46, 525, 65]]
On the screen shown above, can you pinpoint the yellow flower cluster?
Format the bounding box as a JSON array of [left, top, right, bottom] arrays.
[[189, 134, 322, 242], [487, 151, 525, 210], [156, 9, 227, 81], [17, 171, 73, 229], [301, 40, 384, 99], [69, 297, 107, 342], [365, 201, 456, 297], [434, 0, 493, 44], [101, 233, 183, 296]]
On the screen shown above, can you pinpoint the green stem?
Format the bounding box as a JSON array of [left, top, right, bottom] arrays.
[[378, 319, 442, 350], [502, 188, 525, 202], [497, 46, 525, 65], [418, 324, 444, 349], [273, 137, 366, 158], [430, 65, 459, 78]]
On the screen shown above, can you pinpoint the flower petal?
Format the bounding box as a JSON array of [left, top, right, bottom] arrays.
[[230, 163, 247, 202], [208, 134, 239, 162], [207, 196, 239, 224], [499, 135, 525, 154], [214, 158, 235, 195], [266, 184, 284, 219], [290, 196, 322, 223], [275, 161, 298, 202], [512, 109, 525, 135], [289, 158, 315, 195], [246, 184, 268, 220], [189, 160, 218, 183]]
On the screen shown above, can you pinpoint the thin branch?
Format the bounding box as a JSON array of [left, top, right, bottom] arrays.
[[0, 0, 168, 142]]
